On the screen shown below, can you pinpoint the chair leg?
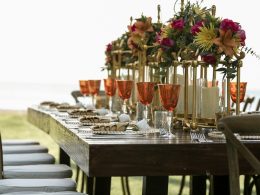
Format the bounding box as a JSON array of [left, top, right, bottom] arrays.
[[121, 176, 126, 195], [178, 175, 186, 195], [253, 175, 260, 195], [87, 176, 94, 195], [81, 171, 85, 193], [125, 176, 131, 195], [244, 175, 252, 195], [75, 165, 80, 184]]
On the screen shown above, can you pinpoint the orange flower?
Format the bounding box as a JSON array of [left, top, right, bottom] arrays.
[[135, 17, 154, 33], [213, 29, 239, 57]]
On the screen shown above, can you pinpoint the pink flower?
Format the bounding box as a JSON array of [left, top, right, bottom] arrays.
[[237, 30, 246, 46], [171, 18, 185, 30], [220, 19, 240, 32], [106, 43, 112, 53], [160, 38, 174, 48], [202, 54, 217, 65], [155, 31, 161, 43], [191, 21, 204, 35], [131, 24, 137, 32]]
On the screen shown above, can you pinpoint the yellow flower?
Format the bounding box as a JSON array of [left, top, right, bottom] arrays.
[[194, 24, 217, 51]]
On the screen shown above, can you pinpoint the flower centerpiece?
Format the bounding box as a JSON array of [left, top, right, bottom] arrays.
[[127, 14, 162, 57], [192, 9, 247, 78]]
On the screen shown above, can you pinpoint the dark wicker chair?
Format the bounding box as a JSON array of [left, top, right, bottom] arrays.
[[218, 114, 260, 195]]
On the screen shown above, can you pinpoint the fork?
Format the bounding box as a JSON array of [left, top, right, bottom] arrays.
[[190, 132, 213, 143]]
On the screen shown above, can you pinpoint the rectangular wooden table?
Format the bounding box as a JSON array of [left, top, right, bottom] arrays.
[[27, 107, 260, 195]]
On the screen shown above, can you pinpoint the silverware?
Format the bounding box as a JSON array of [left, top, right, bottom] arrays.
[[190, 132, 213, 143]]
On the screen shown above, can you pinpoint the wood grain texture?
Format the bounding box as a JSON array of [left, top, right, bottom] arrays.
[[27, 107, 260, 177]]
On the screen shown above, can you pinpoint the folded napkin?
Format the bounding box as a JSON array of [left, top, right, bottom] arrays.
[[96, 108, 109, 116], [92, 122, 129, 131], [84, 104, 96, 110], [118, 114, 131, 122], [79, 116, 110, 124], [136, 119, 150, 131], [68, 109, 96, 117]]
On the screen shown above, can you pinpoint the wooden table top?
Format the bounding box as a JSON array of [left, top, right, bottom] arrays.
[[27, 106, 260, 177]]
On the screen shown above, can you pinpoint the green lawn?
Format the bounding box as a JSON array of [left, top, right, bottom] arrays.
[[0, 111, 254, 194]]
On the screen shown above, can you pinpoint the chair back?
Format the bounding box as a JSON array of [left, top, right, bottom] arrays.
[[256, 98, 260, 112], [218, 114, 260, 195], [71, 90, 83, 103], [242, 96, 255, 112], [0, 133, 3, 179]]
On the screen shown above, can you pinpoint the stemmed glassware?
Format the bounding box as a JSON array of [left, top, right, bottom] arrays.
[[116, 80, 134, 114], [230, 82, 247, 103], [230, 82, 247, 114], [104, 78, 117, 113], [79, 80, 89, 107], [136, 82, 155, 122], [88, 80, 101, 107], [158, 84, 180, 138]]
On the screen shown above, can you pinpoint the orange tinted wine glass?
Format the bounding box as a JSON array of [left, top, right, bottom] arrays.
[[117, 80, 134, 114], [88, 80, 101, 107], [158, 84, 180, 138], [230, 82, 247, 103], [136, 82, 155, 121], [104, 78, 117, 113], [79, 80, 89, 107]]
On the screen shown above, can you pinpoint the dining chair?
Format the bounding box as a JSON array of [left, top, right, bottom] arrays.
[[0, 135, 74, 179], [242, 96, 255, 112], [218, 114, 260, 195], [2, 144, 48, 154], [0, 133, 79, 193], [2, 140, 39, 146], [71, 90, 83, 104], [256, 99, 260, 112]]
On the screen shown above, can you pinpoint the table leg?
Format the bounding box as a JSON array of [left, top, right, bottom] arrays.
[[190, 176, 207, 195], [211, 175, 230, 195], [93, 177, 111, 195], [59, 148, 70, 166], [86, 176, 94, 195], [142, 176, 168, 195]]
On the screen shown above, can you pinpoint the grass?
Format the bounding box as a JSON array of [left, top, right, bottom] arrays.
[[0, 110, 255, 194]]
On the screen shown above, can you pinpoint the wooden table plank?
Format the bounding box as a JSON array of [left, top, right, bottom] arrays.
[[27, 107, 260, 177]]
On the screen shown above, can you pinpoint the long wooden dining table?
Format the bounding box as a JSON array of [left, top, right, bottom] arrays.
[[27, 106, 260, 195]]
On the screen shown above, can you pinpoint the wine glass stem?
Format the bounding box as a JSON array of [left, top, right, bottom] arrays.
[[109, 96, 113, 113], [92, 95, 96, 108], [122, 99, 128, 114], [143, 105, 149, 122]]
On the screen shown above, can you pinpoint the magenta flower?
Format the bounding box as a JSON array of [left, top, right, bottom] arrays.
[[155, 31, 162, 43], [106, 43, 112, 53], [191, 21, 204, 35], [131, 24, 137, 32], [171, 18, 185, 30], [237, 30, 246, 46], [160, 38, 174, 48], [202, 54, 217, 65], [220, 19, 240, 32]]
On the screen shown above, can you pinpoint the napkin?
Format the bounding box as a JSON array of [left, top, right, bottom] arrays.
[[92, 122, 128, 131], [96, 108, 109, 116], [118, 114, 131, 122], [136, 119, 150, 131]]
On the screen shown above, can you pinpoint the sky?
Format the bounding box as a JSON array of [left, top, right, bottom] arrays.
[[0, 0, 260, 90]]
